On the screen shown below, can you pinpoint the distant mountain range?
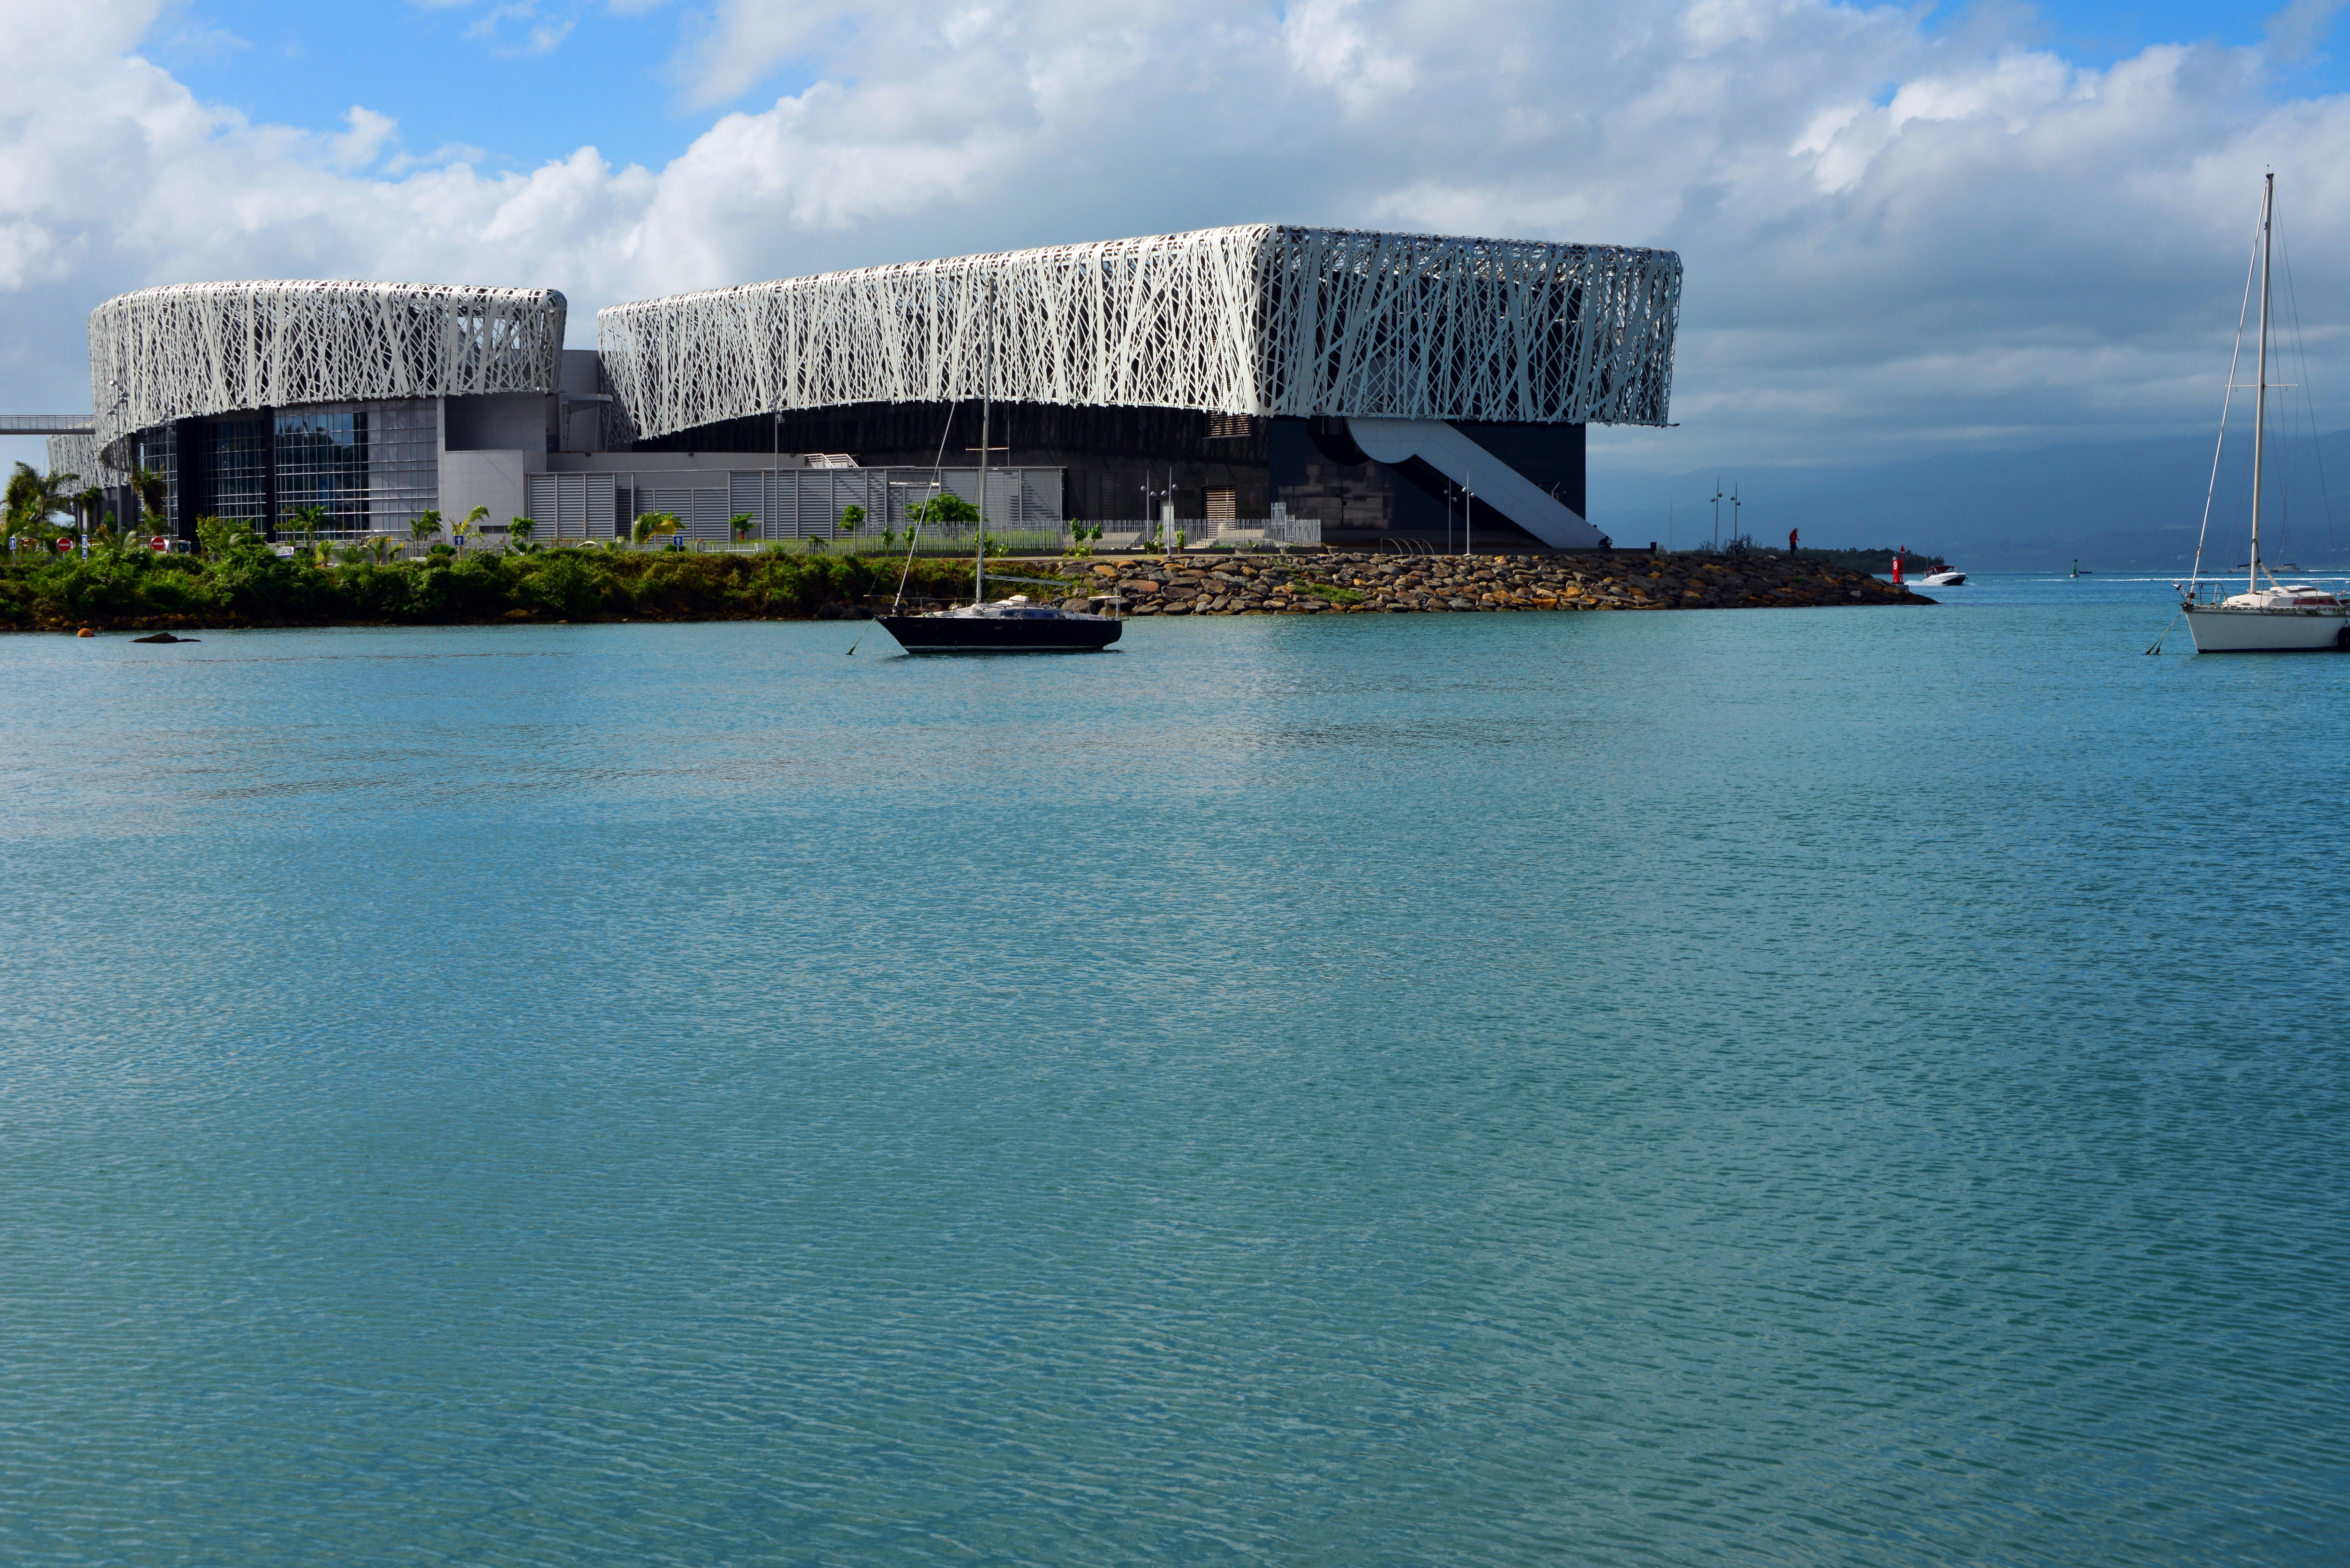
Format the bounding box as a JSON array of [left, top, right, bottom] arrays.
[[1591, 428, 2350, 573]]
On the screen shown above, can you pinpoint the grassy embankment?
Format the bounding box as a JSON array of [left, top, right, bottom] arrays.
[[5, 532, 1948, 633], [0, 541, 986, 632]]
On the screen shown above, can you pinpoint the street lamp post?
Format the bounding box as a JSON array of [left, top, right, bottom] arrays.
[[1463, 466, 1474, 559]]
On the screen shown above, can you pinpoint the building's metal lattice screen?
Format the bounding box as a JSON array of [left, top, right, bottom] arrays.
[[88, 281, 567, 462], [45, 433, 125, 490], [596, 226, 1680, 445]]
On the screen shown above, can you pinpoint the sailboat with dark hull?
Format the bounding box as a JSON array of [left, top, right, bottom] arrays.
[[880, 599, 1121, 653], [876, 275, 1122, 655], [2179, 173, 2350, 652]]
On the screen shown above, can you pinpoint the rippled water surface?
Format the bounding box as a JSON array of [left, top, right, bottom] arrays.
[[4, 581, 2345, 1566]]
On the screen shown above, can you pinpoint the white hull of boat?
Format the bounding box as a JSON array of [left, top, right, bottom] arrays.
[[2183, 605, 2350, 652]]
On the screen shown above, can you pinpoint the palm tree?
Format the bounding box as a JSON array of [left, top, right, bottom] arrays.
[[454, 505, 489, 554], [730, 511, 757, 543], [131, 467, 167, 530], [631, 510, 681, 548], [6, 462, 75, 529], [409, 510, 443, 553], [284, 503, 329, 544]]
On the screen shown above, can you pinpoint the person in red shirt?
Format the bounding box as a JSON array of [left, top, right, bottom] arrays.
[[1788, 528, 1799, 554]]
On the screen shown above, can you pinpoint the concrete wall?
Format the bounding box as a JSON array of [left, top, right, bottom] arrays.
[[558, 350, 607, 453], [545, 450, 807, 475], [440, 449, 537, 528], [445, 392, 553, 453]]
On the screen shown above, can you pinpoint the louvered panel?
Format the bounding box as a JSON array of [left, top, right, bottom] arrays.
[[729, 472, 765, 537]]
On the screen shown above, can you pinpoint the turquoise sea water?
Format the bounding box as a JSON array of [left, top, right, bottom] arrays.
[[4, 578, 2345, 1566]]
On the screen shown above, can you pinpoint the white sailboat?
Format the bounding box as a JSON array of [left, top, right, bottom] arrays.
[[2181, 173, 2350, 652]]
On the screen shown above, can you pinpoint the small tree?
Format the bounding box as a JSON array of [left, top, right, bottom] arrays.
[[195, 515, 261, 559], [284, 503, 329, 543], [454, 505, 489, 554], [632, 510, 681, 548], [410, 510, 443, 551], [4, 462, 75, 536], [909, 492, 980, 527], [838, 504, 866, 534], [510, 516, 539, 554], [731, 511, 757, 543], [131, 467, 167, 529]]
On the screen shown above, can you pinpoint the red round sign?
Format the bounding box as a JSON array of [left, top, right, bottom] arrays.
[[56, 536, 75, 553], [149, 536, 170, 552]]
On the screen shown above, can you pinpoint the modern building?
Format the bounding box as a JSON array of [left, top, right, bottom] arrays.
[[601, 225, 1681, 550], [77, 280, 582, 541], [66, 225, 1680, 551]]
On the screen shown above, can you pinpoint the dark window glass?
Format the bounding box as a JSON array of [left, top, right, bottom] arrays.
[[276, 410, 369, 526], [209, 420, 269, 523], [134, 425, 178, 525]]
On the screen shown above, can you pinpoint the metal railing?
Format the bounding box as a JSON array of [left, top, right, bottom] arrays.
[[1068, 518, 1323, 552], [240, 515, 1326, 561]]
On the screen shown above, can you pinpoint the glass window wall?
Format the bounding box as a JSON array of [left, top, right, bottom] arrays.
[[275, 410, 368, 524], [209, 420, 269, 523], [133, 424, 177, 527], [274, 402, 438, 532]]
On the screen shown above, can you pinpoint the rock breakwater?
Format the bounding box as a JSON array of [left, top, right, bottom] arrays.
[[1004, 552, 1936, 616]]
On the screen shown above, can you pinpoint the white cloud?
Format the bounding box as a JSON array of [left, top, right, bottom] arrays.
[[1282, 0, 1414, 113], [328, 107, 399, 171], [3, 0, 2349, 481], [2268, 0, 2347, 60]]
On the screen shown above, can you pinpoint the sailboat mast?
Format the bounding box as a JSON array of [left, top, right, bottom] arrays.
[[977, 273, 993, 605], [2250, 171, 2274, 595]]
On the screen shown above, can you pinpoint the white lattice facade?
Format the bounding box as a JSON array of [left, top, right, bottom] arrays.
[[90, 281, 567, 460], [64, 230, 1679, 550], [597, 226, 1680, 444], [44, 433, 122, 489]]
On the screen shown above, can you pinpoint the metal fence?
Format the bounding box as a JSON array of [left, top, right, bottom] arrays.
[[1072, 517, 1324, 551], [277, 513, 1322, 560]]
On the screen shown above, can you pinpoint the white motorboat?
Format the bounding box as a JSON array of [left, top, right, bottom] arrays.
[[1916, 569, 1966, 587], [2180, 174, 2350, 652]]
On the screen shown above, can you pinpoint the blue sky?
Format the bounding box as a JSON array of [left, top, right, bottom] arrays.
[[148, 1, 2347, 178], [150, 2, 716, 173]]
